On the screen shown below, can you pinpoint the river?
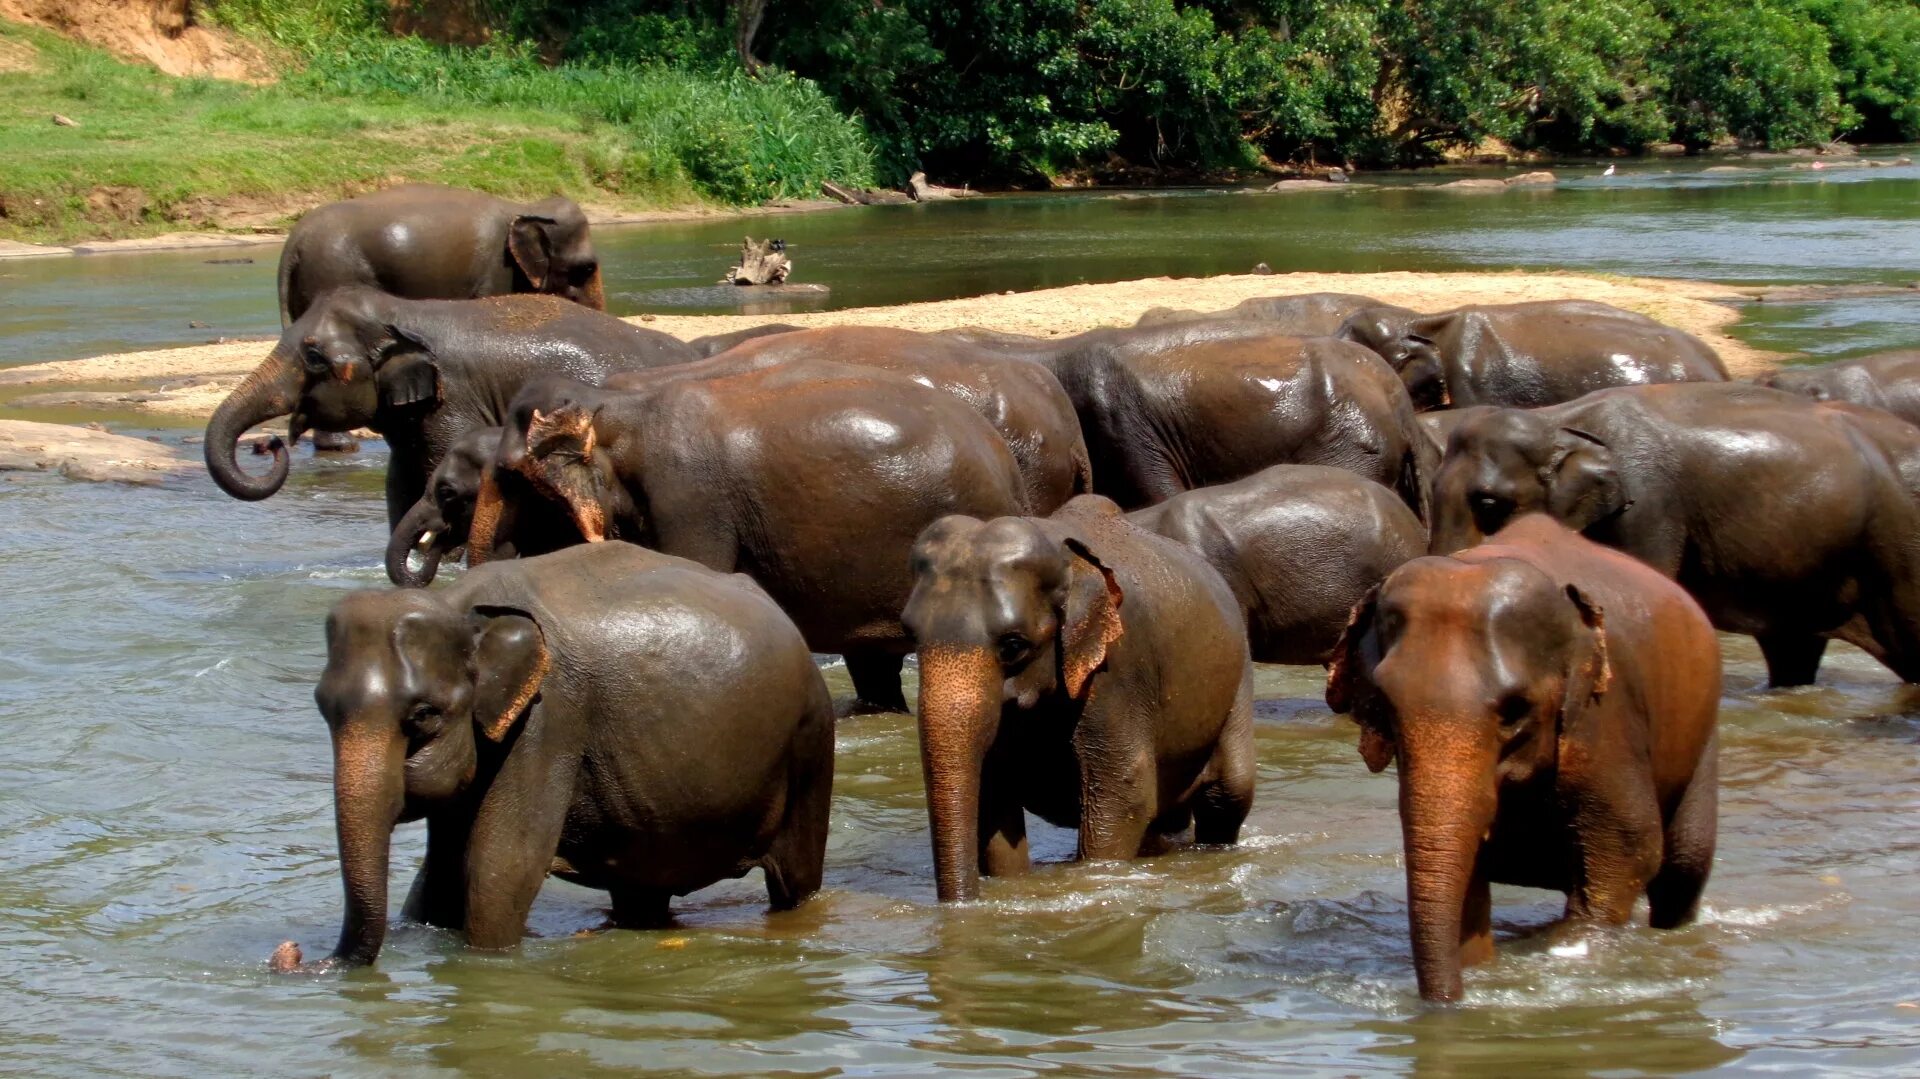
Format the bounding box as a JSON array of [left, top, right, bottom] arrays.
[[1, 157, 1918, 1076]]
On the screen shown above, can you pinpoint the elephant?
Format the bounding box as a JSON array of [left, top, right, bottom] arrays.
[[385, 427, 584, 587], [1327, 513, 1719, 1002], [1133, 292, 1410, 334], [683, 323, 806, 358], [1337, 300, 1729, 410], [1430, 382, 1920, 686], [945, 321, 1435, 519], [1416, 405, 1499, 454], [901, 495, 1256, 902], [203, 287, 697, 527], [1758, 350, 1920, 427], [271, 541, 834, 971], [609, 326, 1091, 514], [278, 184, 604, 325], [472, 361, 1030, 712], [1126, 465, 1426, 664]]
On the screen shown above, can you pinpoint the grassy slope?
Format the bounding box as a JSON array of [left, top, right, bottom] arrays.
[[0, 20, 871, 245]]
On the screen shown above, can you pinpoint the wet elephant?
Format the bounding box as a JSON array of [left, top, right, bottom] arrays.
[[683, 323, 806, 357], [947, 321, 1436, 519], [473, 361, 1030, 713], [1133, 292, 1411, 334], [278, 184, 604, 325], [1430, 382, 1920, 686], [272, 542, 833, 970], [202, 287, 696, 527], [1758, 350, 1920, 427], [1127, 465, 1425, 664], [1339, 300, 1729, 410], [613, 326, 1091, 514], [385, 426, 583, 587], [902, 495, 1255, 902], [1328, 513, 1719, 1002]]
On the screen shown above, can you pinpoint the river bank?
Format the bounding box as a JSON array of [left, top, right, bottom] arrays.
[[0, 271, 1776, 434]]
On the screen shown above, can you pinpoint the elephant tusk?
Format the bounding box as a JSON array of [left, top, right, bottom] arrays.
[[416, 530, 435, 550]]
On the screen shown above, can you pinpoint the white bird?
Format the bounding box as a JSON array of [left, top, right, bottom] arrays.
[[1603, 164, 1617, 177]]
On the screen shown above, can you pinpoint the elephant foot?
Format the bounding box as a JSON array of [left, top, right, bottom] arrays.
[[1758, 633, 1827, 687]]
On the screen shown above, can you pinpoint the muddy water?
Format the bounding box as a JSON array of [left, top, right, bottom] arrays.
[[1, 446, 1917, 1076], [4, 152, 1918, 367]]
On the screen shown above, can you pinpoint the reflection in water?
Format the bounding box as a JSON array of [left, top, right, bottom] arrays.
[[2, 450, 1919, 1074], [4, 154, 1917, 366]]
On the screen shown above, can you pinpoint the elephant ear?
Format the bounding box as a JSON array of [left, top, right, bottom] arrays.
[[1326, 586, 1395, 772], [1562, 584, 1611, 707], [525, 404, 597, 463], [1059, 538, 1124, 699], [468, 605, 550, 743], [375, 327, 440, 413], [1547, 428, 1628, 531], [509, 215, 558, 291]]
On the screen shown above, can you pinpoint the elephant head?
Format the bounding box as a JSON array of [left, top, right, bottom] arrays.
[[901, 515, 1124, 902], [204, 288, 440, 501], [510, 197, 604, 310], [1339, 307, 1447, 410], [1755, 364, 1883, 410], [303, 588, 550, 968], [386, 427, 501, 587], [1326, 553, 1611, 1001], [1428, 408, 1627, 554], [468, 382, 637, 565]]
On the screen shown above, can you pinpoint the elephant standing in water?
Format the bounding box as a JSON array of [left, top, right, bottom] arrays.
[[1339, 300, 1728, 410], [1328, 514, 1720, 1002], [1127, 465, 1426, 664], [474, 362, 1030, 713], [1759, 350, 1920, 426], [385, 427, 588, 587], [202, 288, 696, 527], [1430, 382, 1920, 686], [902, 496, 1255, 902], [278, 184, 605, 324], [947, 321, 1435, 519], [273, 543, 834, 971]]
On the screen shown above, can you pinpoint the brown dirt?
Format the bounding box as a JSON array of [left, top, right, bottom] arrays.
[[0, 32, 38, 71], [0, 0, 272, 81], [0, 272, 1778, 421]]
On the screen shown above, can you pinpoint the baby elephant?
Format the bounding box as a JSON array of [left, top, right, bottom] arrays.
[[1126, 465, 1426, 664], [385, 427, 581, 587], [903, 495, 1255, 902], [1327, 513, 1719, 1002], [274, 542, 833, 971]]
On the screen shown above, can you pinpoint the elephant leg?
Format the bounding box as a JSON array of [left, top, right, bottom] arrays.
[[608, 888, 673, 929], [1191, 674, 1256, 846], [402, 814, 470, 929], [1076, 739, 1155, 863], [463, 736, 576, 950], [1860, 540, 1920, 683], [761, 711, 833, 910], [1757, 632, 1827, 687], [1459, 867, 1494, 969], [1564, 778, 1664, 927], [845, 651, 908, 715], [1648, 735, 1717, 930], [978, 740, 1030, 879]]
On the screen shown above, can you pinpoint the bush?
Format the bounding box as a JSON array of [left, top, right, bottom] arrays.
[[1804, 0, 1920, 141], [1659, 0, 1852, 147]]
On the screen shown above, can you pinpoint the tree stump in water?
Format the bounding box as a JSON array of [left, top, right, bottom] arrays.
[[722, 237, 791, 286]]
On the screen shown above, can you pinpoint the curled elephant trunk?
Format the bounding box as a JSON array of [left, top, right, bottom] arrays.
[[205, 349, 303, 501], [328, 724, 406, 967], [385, 497, 453, 588], [916, 647, 1002, 903], [1397, 725, 1498, 1002]]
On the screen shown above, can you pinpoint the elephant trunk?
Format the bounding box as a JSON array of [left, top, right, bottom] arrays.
[[1397, 722, 1498, 1002], [579, 266, 606, 311], [385, 497, 452, 588], [328, 724, 406, 966], [916, 646, 1002, 903], [205, 349, 302, 501]]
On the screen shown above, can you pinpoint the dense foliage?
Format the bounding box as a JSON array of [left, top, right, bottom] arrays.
[[196, 0, 1920, 187]]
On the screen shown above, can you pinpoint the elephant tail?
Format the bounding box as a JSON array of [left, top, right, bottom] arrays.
[[1071, 441, 1095, 497], [275, 239, 300, 329], [1399, 441, 1433, 527]]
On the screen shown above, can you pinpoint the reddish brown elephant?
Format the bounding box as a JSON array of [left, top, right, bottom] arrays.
[[1328, 513, 1720, 1002]]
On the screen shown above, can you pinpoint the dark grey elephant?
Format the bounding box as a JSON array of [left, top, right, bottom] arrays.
[[272, 542, 833, 971], [1758, 351, 1920, 427], [278, 184, 605, 325], [1127, 465, 1425, 664], [1339, 300, 1729, 410], [202, 288, 696, 527]]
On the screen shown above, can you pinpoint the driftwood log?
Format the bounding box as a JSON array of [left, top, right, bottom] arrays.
[[722, 237, 791, 286]]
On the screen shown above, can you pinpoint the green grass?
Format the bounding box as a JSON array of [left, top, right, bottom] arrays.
[[0, 19, 875, 245]]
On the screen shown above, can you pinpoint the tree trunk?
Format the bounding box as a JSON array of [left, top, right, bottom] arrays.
[[722, 237, 791, 286], [734, 0, 767, 75]]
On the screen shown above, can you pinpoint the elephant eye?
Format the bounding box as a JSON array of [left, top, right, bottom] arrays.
[[404, 703, 445, 739], [435, 483, 458, 504], [1470, 492, 1515, 533], [303, 347, 330, 375], [1496, 693, 1531, 726], [996, 633, 1032, 665]]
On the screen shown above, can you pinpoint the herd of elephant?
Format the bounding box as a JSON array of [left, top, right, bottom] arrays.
[[223, 185, 1920, 1003]]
